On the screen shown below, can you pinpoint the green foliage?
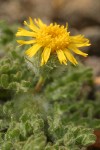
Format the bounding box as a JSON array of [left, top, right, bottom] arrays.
[[0, 21, 15, 45], [0, 50, 36, 100], [0, 97, 96, 150], [44, 66, 93, 101]]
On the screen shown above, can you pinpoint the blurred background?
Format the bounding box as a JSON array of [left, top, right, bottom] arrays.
[[0, 0, 100, 81]]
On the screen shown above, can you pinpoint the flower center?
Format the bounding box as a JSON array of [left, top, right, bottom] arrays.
[[36, 24, 70, 52]]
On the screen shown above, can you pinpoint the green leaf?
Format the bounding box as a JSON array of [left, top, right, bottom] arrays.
[[0, 74, 9, 88]]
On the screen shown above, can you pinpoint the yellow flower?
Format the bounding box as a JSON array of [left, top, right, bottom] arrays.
[[16, 17, 90, 66]]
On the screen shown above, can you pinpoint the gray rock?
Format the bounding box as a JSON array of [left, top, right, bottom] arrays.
[[85, 56, 100, 76], [56, 0, 100, 28], [81, 26, 100, 56]]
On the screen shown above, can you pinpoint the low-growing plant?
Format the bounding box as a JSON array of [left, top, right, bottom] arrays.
[[0, 20, 100, 150]]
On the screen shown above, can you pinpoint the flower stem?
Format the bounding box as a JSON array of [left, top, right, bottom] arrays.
[[34, 76, 45, 92]]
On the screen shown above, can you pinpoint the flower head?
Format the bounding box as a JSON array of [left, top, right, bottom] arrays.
[[16, 17, 90, 66]]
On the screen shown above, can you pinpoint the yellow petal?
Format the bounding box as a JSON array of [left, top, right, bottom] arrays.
[[34, 18, 46, 28], [70, 35, 84, 41], [64, 49, 78, 65], [29, 17, 39, 30], [70, 35, 91, 47], [24, 18, 39, 32], [69, 45, 88, 57], [73, 40, 91, 47], [41, 47, 51, 65], [56, 50, 67, 65], [17, 40, 36, 45], [16, 28, 36, 37], [38, 19, 46, 27], [25, 44, 41, 57], [29, 17, 34, 25], [74, 43, 91, 47], [41, 56, 44, 66]]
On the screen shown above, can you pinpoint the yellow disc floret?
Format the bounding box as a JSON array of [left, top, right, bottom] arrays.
[[36, 24, 70, 52]]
